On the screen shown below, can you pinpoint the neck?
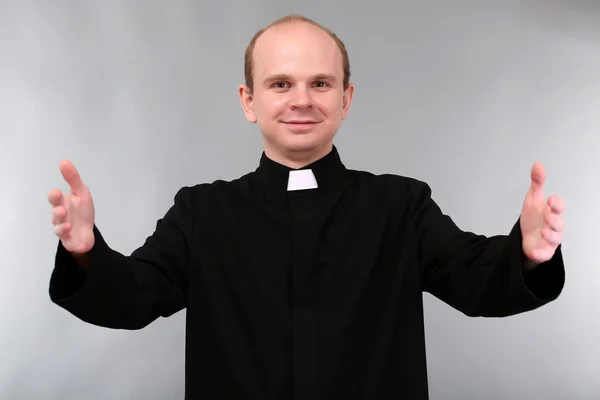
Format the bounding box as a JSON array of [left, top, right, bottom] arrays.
[[264, 143, 333, 169]]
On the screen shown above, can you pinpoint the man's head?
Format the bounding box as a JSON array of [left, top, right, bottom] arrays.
[[239, 15, 354, 167]]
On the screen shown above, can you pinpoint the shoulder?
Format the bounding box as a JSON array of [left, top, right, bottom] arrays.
[[173, 172, 254, 204], [173, 169, 435, 207], [158, 175, 251, 229], [348, 169, 433, 200]]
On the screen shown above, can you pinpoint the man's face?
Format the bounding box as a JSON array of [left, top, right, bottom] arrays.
[[239, 22, 354, 165]]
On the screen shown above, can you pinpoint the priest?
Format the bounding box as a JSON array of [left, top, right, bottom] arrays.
[[47, 14, 566, 400]]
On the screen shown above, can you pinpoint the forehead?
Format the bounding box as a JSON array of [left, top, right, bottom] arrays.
[[252, 22, 343, 80]]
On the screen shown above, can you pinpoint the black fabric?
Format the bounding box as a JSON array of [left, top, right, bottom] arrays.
[[49, 146, 565, 399]]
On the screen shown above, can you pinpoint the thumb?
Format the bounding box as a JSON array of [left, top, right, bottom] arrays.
[[529, 161, 546, 194], [59, 160, 86, 194]]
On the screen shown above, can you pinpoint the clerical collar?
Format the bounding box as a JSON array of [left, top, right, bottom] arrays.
[[254, 145, 347, 195]]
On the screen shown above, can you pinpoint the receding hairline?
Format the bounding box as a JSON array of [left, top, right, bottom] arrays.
[[244, 15, 351, 92]]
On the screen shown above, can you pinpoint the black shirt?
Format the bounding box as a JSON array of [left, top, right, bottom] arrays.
[[49, 146, 565, 399]]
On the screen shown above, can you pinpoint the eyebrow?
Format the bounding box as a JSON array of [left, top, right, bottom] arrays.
[[262, 73, 338, 85]]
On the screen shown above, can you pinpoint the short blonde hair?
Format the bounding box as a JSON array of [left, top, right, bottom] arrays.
[[244, 14, 351, 93]]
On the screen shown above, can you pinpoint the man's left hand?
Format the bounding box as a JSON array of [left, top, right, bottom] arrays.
[[520, 162, 566, 267]]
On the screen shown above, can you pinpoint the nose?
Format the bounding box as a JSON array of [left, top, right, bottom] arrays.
[[289, 86, 313, 109]]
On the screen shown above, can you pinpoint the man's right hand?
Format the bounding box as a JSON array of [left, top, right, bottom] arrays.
[[48, 160, 96, 255]]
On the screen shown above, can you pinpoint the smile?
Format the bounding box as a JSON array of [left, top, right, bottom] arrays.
[[282, 121, 321, 133]]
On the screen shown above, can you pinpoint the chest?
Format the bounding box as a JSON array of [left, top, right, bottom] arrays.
[[189, 186, 419, 308]]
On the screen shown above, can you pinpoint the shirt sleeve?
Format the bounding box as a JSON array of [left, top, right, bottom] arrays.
[[48, 186, 194, 329], [412, 180, 565, 317]]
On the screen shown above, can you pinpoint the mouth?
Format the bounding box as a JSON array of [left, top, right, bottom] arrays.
[[281, 120, 321, 133]]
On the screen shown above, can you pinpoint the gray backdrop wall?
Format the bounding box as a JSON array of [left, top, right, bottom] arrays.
[[1, 1, 599, 399]]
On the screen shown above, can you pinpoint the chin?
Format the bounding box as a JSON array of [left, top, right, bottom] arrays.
[[262, 126, 335, 159], [281, 134, 326, 152]]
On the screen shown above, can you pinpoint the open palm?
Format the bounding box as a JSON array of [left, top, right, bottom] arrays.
[[520, 162, 565, 265], [47, 160, 96, 254]]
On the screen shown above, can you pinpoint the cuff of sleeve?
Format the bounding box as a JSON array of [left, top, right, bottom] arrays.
[[511, 219, 566, 303], [48, 225, 110, 303]]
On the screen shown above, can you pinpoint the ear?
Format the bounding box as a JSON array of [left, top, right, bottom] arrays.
[[238, 84, 257, 123], [341, 83, 354, 120]]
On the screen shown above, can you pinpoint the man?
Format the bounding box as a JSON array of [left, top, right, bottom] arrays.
[[48, 14, 566, 399]]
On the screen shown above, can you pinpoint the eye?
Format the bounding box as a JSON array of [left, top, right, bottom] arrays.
[[272, 82, 289, 89], [314, 81, 329, 88]]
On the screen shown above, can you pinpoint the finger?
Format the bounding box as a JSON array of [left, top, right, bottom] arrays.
[[548, 195, 566, 214], [52, 206, 67, 225], [531, 247, 555, 263], [59, 160, 86, 194], [541, 227, 562, 247], [545, 212, 564, 232], [530, 162, 546, 194], [47, 188, 64, 207], [54, 222, 72, 238]]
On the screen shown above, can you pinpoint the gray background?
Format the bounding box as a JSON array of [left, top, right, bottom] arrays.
[[1, 0, 599, 399]]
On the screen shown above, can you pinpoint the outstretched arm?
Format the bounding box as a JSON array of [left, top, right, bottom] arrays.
[[415, 163, 565, 317]]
